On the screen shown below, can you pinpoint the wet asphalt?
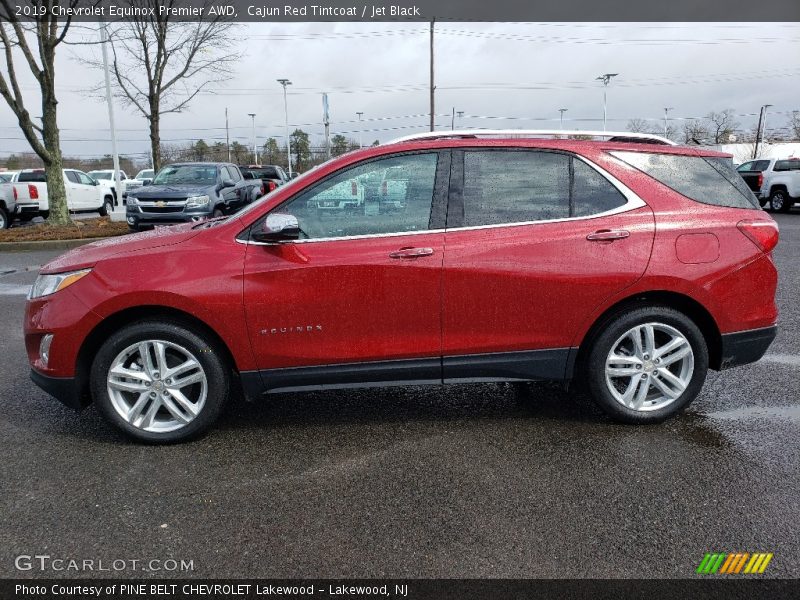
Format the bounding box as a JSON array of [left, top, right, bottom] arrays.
[[0, 213, 798, 579]]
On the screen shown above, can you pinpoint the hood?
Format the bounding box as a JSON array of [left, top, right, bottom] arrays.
[[132, 184, 213, 198], [41, 223, 202, 274]]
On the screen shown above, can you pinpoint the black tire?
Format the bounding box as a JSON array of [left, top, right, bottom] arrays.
[[583, 305, 708, 424], [90, 320, 230, 444], [0, 206, 8, 230], [769, 189, 792, 213], [40, 210, 49, 220], [99, 196, 113, 217], [212, 208, 224, 218]]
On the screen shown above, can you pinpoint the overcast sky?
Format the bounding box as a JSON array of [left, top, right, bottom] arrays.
[[1, 22, 799, 164]]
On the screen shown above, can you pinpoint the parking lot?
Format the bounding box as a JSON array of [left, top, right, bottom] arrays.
[[0, 212, 798, 579]]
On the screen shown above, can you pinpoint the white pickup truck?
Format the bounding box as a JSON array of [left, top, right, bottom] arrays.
[[761, 158, 800, 213], [3, 168, 116, 222]]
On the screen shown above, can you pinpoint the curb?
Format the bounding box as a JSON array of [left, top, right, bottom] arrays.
[[0, 237, 110, 252]]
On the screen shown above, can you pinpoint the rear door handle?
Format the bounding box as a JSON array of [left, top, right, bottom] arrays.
[[586, 229, 630, 241], [389, 247, 435, 259]]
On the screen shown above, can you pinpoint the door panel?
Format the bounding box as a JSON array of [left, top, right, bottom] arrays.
[[442, 207, 655, 357], [244, 233, 444, 371]]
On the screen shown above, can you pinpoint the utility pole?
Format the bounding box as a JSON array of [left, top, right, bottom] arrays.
[[559, 108, 568, 130], [663, 107, 673, 138], [429, 19, 435, 132], [323, 93, 330, 160], [100, 21, 122, 214], [225, 107, 230, 162], [596, 73, 619, 132], [248, 113, 257, 164], [753, 104, 773, 159], [356, 112, 364, 148], [451, 107, 455, 130], [277, 78, 293, 176]]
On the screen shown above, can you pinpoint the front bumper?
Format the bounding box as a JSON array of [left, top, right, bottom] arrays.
[[30, 369, 87, 410], [126, 209, 210, 228], [719, 325, 777, 369]]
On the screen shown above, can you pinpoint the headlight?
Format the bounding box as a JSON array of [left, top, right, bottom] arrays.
[[29, 269, 92, 300], [185, 195, 210, 209], [127, 196, 139, 206]]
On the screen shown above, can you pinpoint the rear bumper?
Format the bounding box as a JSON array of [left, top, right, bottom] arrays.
[[30, 369, 87, 410], [719, 325, 777, 370]]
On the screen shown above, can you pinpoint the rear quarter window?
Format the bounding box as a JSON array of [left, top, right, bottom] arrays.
[[611, 151, 759, 209]]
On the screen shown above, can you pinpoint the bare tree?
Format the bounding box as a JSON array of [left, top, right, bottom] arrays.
[[682, 120, 709, 144], [92, 1, 239, 171], [705, 109, 740, 144], [789, 111, 800, 141], [0, 0, 81, 225], [626, 118, 652, 133]]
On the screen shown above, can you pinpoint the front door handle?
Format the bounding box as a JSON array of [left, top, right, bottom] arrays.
[[389, 247, 435, 259], [587, 229, 630, 241]]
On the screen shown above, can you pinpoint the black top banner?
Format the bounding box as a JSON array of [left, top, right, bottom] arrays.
[[2, 0, 800, 22]]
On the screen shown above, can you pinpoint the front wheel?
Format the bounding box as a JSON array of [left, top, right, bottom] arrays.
[[769, 189, 792, 213], [90, 321, 230, 443], [99, 196, 113, 217], [584, 306, 708, 423]]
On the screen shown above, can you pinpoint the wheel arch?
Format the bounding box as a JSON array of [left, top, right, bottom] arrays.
[[574, 290, 723, 376], [75, 305, 239, 405]]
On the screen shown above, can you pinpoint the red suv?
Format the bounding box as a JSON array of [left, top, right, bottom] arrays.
[[24, 131, 779, 443]]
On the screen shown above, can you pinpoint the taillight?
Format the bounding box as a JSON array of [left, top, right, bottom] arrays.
[[268, 181, 277, 192], [737, 219, 779, 253], [381, 181, 387, 195], [28, 184, 38, 200], [260, 183, 266, 195], [13, 187, 17, 200], [757, 172, 763, 188], [351, 181, 357, 196]]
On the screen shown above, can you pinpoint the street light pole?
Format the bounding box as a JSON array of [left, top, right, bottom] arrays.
[[100, 21, 122, 214], [277, 78, 292, 176], [663, 107, 673, 138], [248, 113, 256, 165], [596, 73, 618, 132], [559, 108, 568, 130], [356, 112, 364, 148]]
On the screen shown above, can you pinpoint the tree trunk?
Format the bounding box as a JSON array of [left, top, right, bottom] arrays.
[[41, 58, 70, 226], [149, 110, 161, 173]]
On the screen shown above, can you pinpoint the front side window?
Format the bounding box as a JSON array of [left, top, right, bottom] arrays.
[[272, 153, 438, 240], [460, 151, 626, 227]]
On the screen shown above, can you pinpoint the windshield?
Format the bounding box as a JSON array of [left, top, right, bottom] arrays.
[[152, 165, 218, 186], [88, 172, 112, 180]]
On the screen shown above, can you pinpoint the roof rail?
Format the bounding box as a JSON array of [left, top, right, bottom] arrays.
[[388, 129, 678, 146]]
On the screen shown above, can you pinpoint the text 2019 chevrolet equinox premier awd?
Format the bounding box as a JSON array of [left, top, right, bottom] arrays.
[[24, 131, 779, 443]]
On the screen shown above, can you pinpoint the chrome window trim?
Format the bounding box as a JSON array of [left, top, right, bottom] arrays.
[[239, 154, 646, 246]]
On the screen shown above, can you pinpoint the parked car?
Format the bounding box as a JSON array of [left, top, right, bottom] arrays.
[[762, 158, 800, 213], [240, 165, 289, 195], [0, 170, 19, 183], [736, 158, 774, 207], [125, 162, 262, 231], [0, 176, 39, 228], [132, 169, 155, 187], [25, 130, 778, 443], [9, 168, 115, 219], [87, 169, 141, 203]]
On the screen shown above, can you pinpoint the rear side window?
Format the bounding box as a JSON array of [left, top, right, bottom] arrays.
[[461, 151, 626, 227], [17, 171, 46, 183], [774, 160, 800, 172], [611, 151, 759, 209]]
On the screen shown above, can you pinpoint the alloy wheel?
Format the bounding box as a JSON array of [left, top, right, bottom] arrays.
[[605, 322, 694, 412], [106, 339, 207, 433], [771, 192, 785, 211]]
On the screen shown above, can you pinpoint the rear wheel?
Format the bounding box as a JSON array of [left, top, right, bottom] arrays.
[[0, 207, 8, 229], [769, 189, 791, 213], [90, 321, 230, 443], [584, 306, 708, 423]]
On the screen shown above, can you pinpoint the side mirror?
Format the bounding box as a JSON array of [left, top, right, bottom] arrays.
[[220, 178, 235, 189], [252, 213, 301, 243]]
